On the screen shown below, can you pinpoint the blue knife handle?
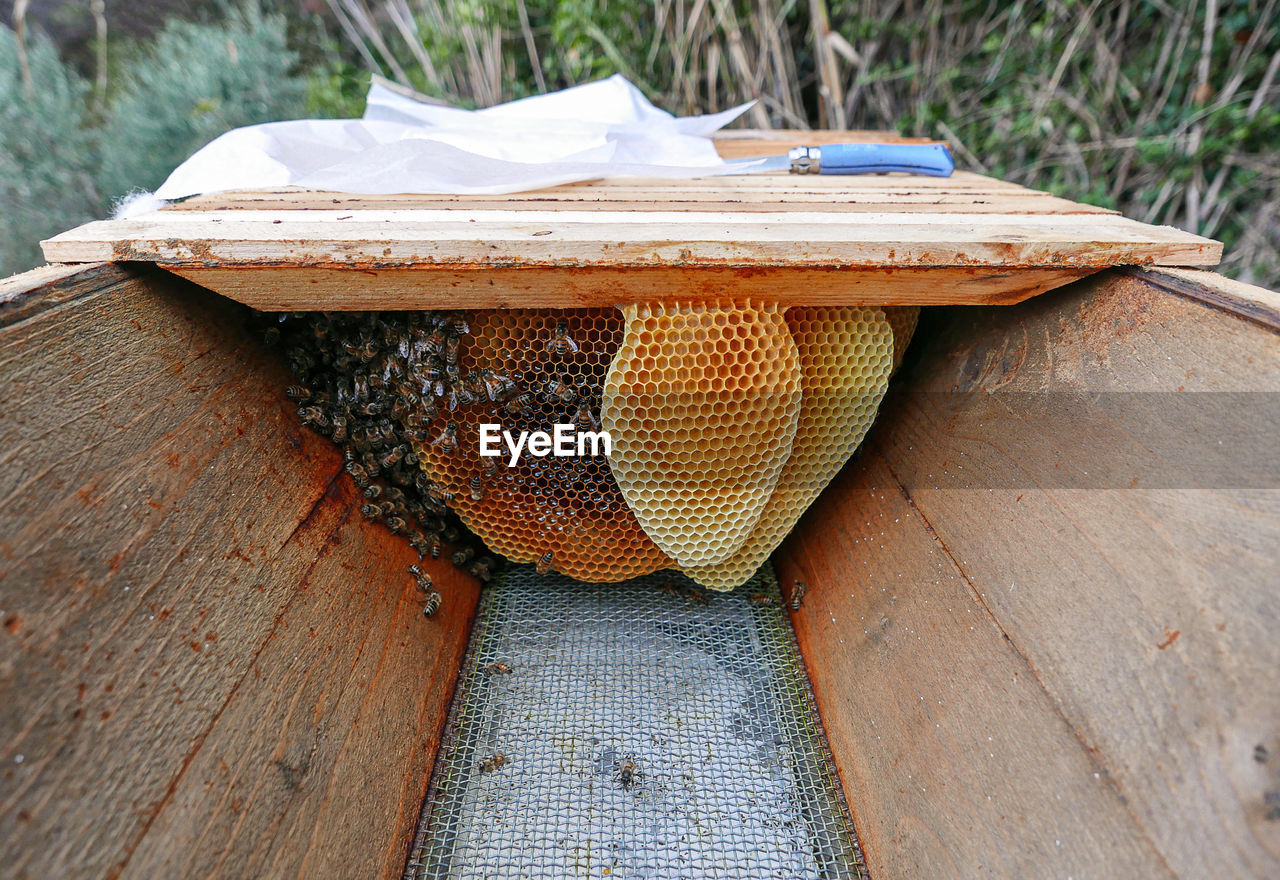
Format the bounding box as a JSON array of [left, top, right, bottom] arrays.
[[816, 143, 954, 177]]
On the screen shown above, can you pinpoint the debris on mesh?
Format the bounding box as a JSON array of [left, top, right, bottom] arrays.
[[406, 565, 868, 880], [601, 300, 803, 568], [684, 307, 893, 590]]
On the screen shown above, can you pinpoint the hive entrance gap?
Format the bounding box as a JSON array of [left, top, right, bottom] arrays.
[[405, 565, 866, 880]]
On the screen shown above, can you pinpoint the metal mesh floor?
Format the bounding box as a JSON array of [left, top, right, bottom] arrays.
[[405, 566, 866, 880]]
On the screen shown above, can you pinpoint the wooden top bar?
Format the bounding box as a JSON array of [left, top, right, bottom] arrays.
[[39, 131, 1222, 309]]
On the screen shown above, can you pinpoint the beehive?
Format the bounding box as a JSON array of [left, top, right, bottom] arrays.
[[269, 301, 913, 591], [601, 301, 803, 568], [413, 309, 673, 582], [684, 307, 894, 589]]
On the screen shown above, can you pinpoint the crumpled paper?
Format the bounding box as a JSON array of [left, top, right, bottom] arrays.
[[118, 76, 756, 216]]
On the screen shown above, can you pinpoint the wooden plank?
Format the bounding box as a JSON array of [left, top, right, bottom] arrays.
[[774, 451, 1173, 879], [0, 268, 479, 879], [1133, 266, 1280, 331], [168, 191, 1107, 216], [866, 269, 1280, 878], [166, 265, 1091, 310], [0, 261, 117, 327], [41, 209, 1220, 270], [164, 171, 1088, 215]]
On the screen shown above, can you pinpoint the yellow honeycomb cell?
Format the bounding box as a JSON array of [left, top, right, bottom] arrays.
[[601, 300, 803, 568], [884, 306, 920, 374], [412, 309, 674, 582], [683, 307, 894, 590]]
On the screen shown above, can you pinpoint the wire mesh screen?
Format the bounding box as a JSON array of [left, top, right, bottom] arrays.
[[405, 565, 867, 880]]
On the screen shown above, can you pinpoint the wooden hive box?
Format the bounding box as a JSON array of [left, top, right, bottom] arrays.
[[2, 132, 1277, 879]]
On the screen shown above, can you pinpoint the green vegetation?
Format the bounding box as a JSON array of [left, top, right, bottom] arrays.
[[3, 0, 1278, 284], [0, 2, 308, 276]]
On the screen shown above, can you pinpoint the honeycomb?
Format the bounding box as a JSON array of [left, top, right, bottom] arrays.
[[684, 308, 894, 590], [601, 301, 803, 568], [884, 306, 920, 374], [413, 309, 674, 582]]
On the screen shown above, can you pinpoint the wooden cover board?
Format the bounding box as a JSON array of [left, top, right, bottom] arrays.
[[39, 131, 1221, 309]]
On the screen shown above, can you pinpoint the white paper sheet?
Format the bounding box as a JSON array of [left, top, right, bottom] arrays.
[[121, 76, 759, 216]]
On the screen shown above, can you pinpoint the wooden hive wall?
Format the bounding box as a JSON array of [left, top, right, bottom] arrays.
[[778, 268, 1280, 879], [0, 265, 480, 880]]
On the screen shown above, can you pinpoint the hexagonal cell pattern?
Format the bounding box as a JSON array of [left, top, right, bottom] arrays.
[[884, 306, 920, 374], [601, 301, 803, 568], [414, 309, 674, 582], [684, 307, 894, 590]]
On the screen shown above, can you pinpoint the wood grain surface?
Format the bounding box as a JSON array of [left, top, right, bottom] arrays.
[[41, 207, 1220, 271], [165, 265, 1092, 310], [0, 266, 479, 879], [37, 130, 1220, 309], [780, 268, 1280, 879], [776, 451, 1173, 879]]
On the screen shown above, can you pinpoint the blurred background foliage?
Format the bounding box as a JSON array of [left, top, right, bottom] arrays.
[[1, 0, 1277, 284]]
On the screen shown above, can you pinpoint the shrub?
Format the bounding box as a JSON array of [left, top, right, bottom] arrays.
[[96, 2, 308, 205], [0, 25, 101, 278]]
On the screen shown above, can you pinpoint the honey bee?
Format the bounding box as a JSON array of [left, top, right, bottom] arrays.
[[536, 551, 555, 574], [469, 475, 485, 501], [452, 546, 477, 566], [329, 412, 348, 442], [285, 385, 312, 403], [345, 456, 372, 490], [444, 332, 461, 367], [547, 320, 580, 356], [503, 392, 537, 416], [410, 530, 442, 559], [342, 337, 379, 361], [297, 405, 330, 429], [409, 563, 433, 592], [748, 592, 774, 607], [384, 515, 408, 534], [486, 662, 513, 675], [682, 586, 710, 606], [615, 755, 639, 789], [431, 422, 459, 453], [421, 589, 442, 617], [411, 562, 442, 617], [364, 484, 405, 503], [422, 326, 446, 357], [657, 581, 680, 596], [790, 580, 808, 610], [467, 557, 495, 582], [545, 377, 578, 404], [478, 751, 506, 773], [478, 369, 516, 402], [572, 402, 599, 432]]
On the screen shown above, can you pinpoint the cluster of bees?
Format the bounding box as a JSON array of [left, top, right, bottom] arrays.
[[267, 309, 517, 614]]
